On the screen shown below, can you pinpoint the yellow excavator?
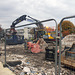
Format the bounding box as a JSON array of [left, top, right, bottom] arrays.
[[34, 26, 55, 40], [45, 32, 54, 39]]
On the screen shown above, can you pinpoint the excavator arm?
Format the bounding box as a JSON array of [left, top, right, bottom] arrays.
[[11, 15, 26, 28], [10, 15, 43, 34], [11, 15, 36, 28], [28, 16, 43, 28], [6, 15, 44, 45]]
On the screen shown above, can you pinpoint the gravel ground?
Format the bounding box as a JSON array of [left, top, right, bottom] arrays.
[[0, 44, 75, 75]]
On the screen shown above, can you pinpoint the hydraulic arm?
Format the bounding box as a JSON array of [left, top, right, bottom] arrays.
[[10, 15, 43, 34]]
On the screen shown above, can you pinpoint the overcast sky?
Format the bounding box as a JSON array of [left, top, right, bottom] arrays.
[[0, 0, 75, 29]]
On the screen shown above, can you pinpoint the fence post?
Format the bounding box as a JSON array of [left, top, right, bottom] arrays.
[[24, 39, 27, 50], [4, 29, 6, 65]]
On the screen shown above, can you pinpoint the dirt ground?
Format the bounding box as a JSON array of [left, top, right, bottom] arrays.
[[0, 43, 75, 75]]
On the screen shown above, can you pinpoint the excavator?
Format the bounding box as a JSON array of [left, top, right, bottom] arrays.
[[6, 14, 56, 45], [6, 15, 43, 45]]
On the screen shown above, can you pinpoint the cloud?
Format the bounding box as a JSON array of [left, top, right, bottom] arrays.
[[0, 0, 75, 29]]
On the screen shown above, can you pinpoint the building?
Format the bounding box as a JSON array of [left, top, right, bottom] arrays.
[[24, 27, 33, 39], [6, 28, 33, 40], [16, 29, 24, 36]]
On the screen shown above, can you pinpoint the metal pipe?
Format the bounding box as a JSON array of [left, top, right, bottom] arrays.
[[6, 19, 57, 30], [55, 20, 58, 75], [24, 39, 27, 49], [4, 29, 6, 65], [58, 21, 62, 75], [5, 63, 17, 74]]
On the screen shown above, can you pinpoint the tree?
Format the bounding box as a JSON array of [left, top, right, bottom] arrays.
[[62, 30, 70, 37], [45, 27, 54, 32], [0, 25, 2, 31], [0, 25, 4, 38], [58, 20, 75, 37]]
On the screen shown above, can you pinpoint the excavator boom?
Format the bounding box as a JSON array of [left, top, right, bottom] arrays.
[[10, 15, 43, 34]]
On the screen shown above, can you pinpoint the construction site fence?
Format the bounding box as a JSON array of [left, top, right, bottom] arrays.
[[59, 15, 75, 75], [4, 19, 59, 75]]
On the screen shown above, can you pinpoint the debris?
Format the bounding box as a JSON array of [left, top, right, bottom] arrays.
[[37, 38, 48, 52], [26, 62, 30, 64], [0, 51, 5, 55], [7, 60, 22, 66], [16, 65, 22, 70], [62, 34, 75, 47], [31, 43, 42, 53], [0, 43, 75, 75], [27, 38, 48, 53], [20, 72, 25, 75], [23, 67, 31, 74]]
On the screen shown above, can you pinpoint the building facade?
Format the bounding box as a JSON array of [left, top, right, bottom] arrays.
[[24, 27, 33, 39]]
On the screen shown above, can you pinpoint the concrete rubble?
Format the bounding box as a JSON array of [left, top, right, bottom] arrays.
[[0, 43, 75, 75], [1, 53, 74, 75], [62, 34, 75, 47]]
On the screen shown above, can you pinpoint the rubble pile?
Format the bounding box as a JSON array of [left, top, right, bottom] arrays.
[[1, 43, 24, 50], [0, 44, 75, 75], [62, 34, 75, 47], [37, 38, 48, 52], [4, 54, 75, 75], [3, 52, 75, 75]]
